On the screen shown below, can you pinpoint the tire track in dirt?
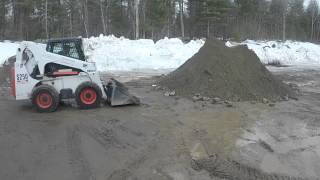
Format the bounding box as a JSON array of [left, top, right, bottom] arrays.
[[106, 169, 137, 180], [104, 138, 160, 180], [66, 126, 95, 180], [82, 118, 142, 151], [78, 118, 160, 179], [192, 155, 314, 180], [85, 124, 125, 150], [125, 138, 158, 170]]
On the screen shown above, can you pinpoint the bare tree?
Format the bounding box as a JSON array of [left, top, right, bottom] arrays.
[[307, 0, 319, 41], [179, 0, 185, 38], [100, 0, 107, 35], [0, 0, 7, 38], [45, 0, 49, 39], [281, 0, 288, 41], [134, 0, 140, 39], [141, 0, 146, 38], [77, 0, 89, 38], [317, 19, 320, 41]]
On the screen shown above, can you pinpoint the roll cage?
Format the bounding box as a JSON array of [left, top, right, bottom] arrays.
[[46, 38, 86, 61]]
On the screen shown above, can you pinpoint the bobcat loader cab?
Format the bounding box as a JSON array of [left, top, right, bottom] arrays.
[[11, 38, 139, 112]]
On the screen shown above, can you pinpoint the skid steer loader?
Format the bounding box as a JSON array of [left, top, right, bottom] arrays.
[[10, 38, 140, 112]]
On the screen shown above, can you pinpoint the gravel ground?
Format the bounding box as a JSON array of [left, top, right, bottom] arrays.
[[1, 66, 320, 180]]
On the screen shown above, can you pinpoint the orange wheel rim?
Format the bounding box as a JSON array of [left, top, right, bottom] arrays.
[[80, 88, 97, 105], [36, 92, 53, 109]]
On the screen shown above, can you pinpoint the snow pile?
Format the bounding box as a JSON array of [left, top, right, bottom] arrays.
[[84, 35, 204, 71], [227, 40, 320, 66], [0, 41, 19, 66]]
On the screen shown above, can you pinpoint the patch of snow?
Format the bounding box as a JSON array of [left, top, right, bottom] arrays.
[[225, 41, 241, 47], [0, 41, 19, 66], [83, 35, 204, 71], [226, 40, 320, 67]]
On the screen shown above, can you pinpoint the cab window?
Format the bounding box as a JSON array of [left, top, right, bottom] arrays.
[[51, 43, 63, 54], [47, 41, 84, 61]]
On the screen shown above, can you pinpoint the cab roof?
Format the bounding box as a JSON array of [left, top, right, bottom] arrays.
[[47, 37, 82, 44]]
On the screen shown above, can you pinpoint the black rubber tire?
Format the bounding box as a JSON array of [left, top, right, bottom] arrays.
[[31, 84, 59, 113], [75, 82, 102, 109]]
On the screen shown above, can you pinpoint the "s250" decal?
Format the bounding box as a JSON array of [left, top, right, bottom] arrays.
[[16, 73, 29, 83]]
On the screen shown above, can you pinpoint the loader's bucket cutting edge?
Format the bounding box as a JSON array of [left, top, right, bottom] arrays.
[[105, 79, 140, 106]]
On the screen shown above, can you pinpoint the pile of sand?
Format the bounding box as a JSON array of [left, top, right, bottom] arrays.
[[159, 39, 295, 101]]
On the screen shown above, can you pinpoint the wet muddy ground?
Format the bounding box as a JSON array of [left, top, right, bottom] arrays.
[[1, 66, 320, 180], [234, 67, 320, 179]]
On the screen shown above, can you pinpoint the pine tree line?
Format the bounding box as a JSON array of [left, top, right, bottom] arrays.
[[0, 0, 319, 42]]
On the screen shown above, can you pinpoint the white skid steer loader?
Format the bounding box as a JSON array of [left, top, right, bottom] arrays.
[[10, 38, 139, 112]]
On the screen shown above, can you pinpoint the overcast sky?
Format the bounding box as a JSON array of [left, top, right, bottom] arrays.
[[304, 0, 320, 6]]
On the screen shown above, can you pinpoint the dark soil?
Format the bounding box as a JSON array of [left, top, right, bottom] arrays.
[[159, 39, 296, 101]]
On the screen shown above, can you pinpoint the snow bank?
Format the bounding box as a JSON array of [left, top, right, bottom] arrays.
[[3, 37, 320, 71], [84, 35, 204, 71], [226, 40, 320, 67], [1, 36, 204, 71], [0, 41, 19, 66]]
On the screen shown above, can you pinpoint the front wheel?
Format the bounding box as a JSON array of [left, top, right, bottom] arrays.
[[31, 85, 59, 113], [75, 82, 102, 109]]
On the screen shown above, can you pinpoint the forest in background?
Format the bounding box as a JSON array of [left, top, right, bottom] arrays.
[[0, 0, 319, 42]]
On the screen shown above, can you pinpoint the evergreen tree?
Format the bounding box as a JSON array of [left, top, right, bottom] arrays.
[[201, 0, 230, 38], [235, 0, 260, 16], [144, 0, 170, 39], [231, 0, 270, 40], [187, 0, 203, 37], [0, 0, 9, 38], [269, 0, 288, 40], [0, 0, 318, 42], [287, 0, 306, 40], [109, 0, 131, 37]]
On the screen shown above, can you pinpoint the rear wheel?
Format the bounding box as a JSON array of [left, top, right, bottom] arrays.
[[32, 85, 59, 113], [75, 82, 102, 109]]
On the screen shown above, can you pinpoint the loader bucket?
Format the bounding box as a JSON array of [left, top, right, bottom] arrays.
[[106, 79, 140, 106]]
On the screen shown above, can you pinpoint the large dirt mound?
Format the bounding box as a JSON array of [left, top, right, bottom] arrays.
[[159, 39, 295, 101]]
